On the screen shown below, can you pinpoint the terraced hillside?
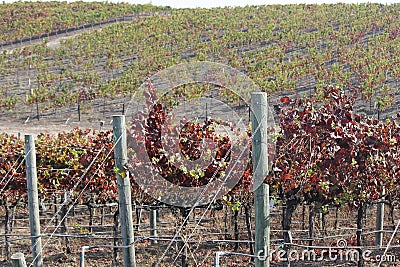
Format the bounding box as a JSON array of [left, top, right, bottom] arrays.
[[1, 3, 400, 130]]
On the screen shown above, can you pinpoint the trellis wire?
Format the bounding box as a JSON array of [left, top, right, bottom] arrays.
[[0, 151, 27, 196], [170, 101, 269, 264], [0, 154, 23, 190], [378, 217, 400, 267], [28, 141, 109, 267], [159, 124, 249, 264], [29, 136, 119, 266], [1, 199, 399, 265]]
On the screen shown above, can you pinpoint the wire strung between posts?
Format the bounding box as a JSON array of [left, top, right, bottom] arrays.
[[161, 102, 271, 266], [29, 140, 113, 267], [172, 137, 250, 263], [28, 139, 112, 267], [4, 221, 398, 247], [9, 10, 387, 249], [79, 235, 155, 266], [172, 102, 274, 264], [40, 144, 104, 153], [0, 152, 26, 196], [378, 218, 400, 267], [156, 112, 251, 265], [32, 143, 105, 230], [0, 153, 23, 188]]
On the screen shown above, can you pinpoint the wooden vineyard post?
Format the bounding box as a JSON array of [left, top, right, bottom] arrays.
[[376, 202, 384, 247], [113, 115, 136, 267], [25, 135, 43, 267], [244, 204, 254, 255], [78, 97, 81, 122], [150, 208, 158, 244], [376, 188, 385, 247], [5, 204, 11, 260], [36, 97, 40, 121], [251, 93, 270, 267], [11, 252, 27, 267], [61, 191, 71, 254]]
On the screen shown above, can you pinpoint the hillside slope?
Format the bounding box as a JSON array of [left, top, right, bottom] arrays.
[[1, 3, 399, 133]]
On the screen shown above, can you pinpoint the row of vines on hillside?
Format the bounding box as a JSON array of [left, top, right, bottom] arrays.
[[1, 86, 399, 265], [1, 4, 400, 119], [0, 1, 166, 43], [1, 86, 399, 208], [267, 87, 400, 266]]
